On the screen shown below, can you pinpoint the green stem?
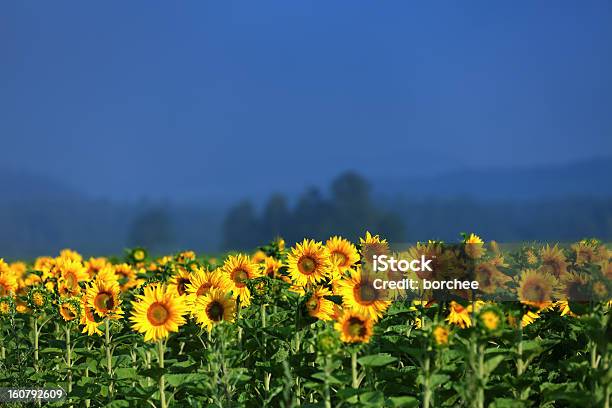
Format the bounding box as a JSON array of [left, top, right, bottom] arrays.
[[477, 343, 485, 408], [324, 356, 332, 408], [423, 353, 432, 408], [85, 340, 91, 408], [236, 298, 243, 347], [33, 317, 39, 371], [261, 303, 267, 328], [65, 326, 73, 396], [261, 303, 271, 394], [105, 318, 113, 397], [157, 340, 167, 408], [604, 349, 610, 408], [146, 349, 152, 387], [351, 350, 359, 388]]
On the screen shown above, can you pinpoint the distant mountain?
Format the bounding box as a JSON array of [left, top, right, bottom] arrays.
[[0, 166, 82, 202], [373, 157, 612, 201]]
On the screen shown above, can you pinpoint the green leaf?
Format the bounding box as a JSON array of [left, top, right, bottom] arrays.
[[430, 374, 450, 387], [388, 396, 419, 407], [489, 398, 528, 408], [115, 367, 137, 380], [166, 373, 204, 387], [484, 355, 505, 376], [140, 367, 166, 380], [358, 353, 398, 367], [311, 372, 342, 385], [360, 391, 385, 406]]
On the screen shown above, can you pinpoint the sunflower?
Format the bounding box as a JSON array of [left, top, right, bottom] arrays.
[[334, 309, 374, 343], [359, 231, 387, 247], [86, 278, 123, 320], [131, 248, 147, 263], [540, 245, 568, 278], [335, 266, 391, 321], [168, 268, 192, 297], [80, 293, 103, 336], [0, 263, 18, 296], [571, 240, 602, 266], [555, 300, 576, 317], [525, 249, 539, 265], [262, 256, 283, 278], [287, 239, 333, 287], [474, 262, 511, 294], [517, 269, 556, 309], [176, 251, 196, 263], [57, 278, 82, 298], [114, 263, 141, 292], [305, 286, 335, 321], [405, 242, 456, 280], [59, 249, 83, 263], [21, 273, 42, 289], [95, 265, 119, 285], [478, 307, 503, 332], [0, 296, 15, 317], [252, 250, 267, 264], [193, 288, 236, 331], [221, 254, 260, 306], [59, 298, 81, 322], [558, 272, 590, 302], [85, 257, 110, 278], [432, 325, 449, 346], [56, 258, 89, 290], [15, 299, 29, 314], [28, 287, 49, 310], [359, 232, 389, 266], [10, 262, 26, 281], [521, 310, 541, 327], [34, 256, 54, 272], [446, 301, 471, 328], [186, 268, 232, 302], [592, 280, 609, 300], [276, 238, 286, 252], [326, 236, 360, 275], [599, 260, 612, 280], [130, 284, 188, 342], [464, 233, 485, 259]]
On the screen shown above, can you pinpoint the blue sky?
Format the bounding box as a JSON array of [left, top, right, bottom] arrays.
[[2, 1, 611, 200]]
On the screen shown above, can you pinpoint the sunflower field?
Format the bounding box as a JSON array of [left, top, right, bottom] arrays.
[[0, 233, 610, 407]]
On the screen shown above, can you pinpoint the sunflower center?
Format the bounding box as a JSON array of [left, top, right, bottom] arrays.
[[33, 293, 44, 306], [480, 311, 499, 330], [433, 327, 448, 344], [65, 272, 77, 287], [232, 270, 249, 288], [525, 283, 545, 301], [542, 262, 561, 277], [177, 278, 190, 296], [206, 301, 225, 322], [305, 296, 319, 312], [354, 282, 377, 305], [134, 250, 145, 261], [147, 302, 170, 326], [94, 292, 114, 312], [346, 317, 366, 337], [0, 284, 6, 296], [298, 257, 317, 275], [62, 305, 77, 320], [196, 283, 213, 296]]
